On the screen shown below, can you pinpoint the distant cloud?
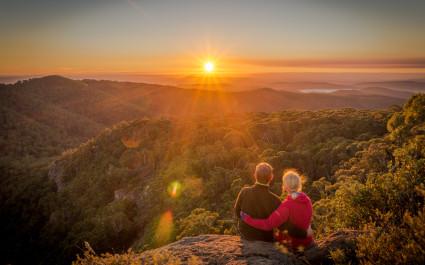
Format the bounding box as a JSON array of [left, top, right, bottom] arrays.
[[233, 58, 425, 69]]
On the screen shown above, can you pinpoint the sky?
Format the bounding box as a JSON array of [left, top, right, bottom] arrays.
[[1, 0, 425, 76]]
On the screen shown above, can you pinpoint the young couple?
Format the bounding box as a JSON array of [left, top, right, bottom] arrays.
[[234, 162, 314, 250]]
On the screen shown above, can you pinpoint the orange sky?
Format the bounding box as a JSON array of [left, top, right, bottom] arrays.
[[1, 0, 425, 76]]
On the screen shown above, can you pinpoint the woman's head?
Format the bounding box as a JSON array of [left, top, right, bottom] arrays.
[[282, 169, 303, 193]]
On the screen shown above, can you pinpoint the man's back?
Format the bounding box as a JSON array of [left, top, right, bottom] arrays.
[[234, 183, 281, 241]]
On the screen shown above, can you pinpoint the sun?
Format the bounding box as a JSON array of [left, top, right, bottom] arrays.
[[203, 61, 215, 73]]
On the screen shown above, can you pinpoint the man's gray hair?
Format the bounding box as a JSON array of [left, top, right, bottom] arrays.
[[255, 162, 273, 183]]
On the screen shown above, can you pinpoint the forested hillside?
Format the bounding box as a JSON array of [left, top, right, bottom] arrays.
[[73, 95, 425, 265], [1, 104, 394, 264], [0, 75, 406, 167], [0, 76, 423, 264]]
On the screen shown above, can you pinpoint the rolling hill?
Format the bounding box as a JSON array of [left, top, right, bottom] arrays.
[[0, 75, 406, 160]]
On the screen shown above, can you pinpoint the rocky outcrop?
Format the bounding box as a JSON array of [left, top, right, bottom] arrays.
[[140, 235, 304, 265], [139, 230, 359, 265]]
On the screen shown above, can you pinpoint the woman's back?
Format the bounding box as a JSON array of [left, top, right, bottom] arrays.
[[284, 192, 312, 229], [278, 192, 313, 249]]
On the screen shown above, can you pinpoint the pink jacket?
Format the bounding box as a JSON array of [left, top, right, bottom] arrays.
[[243, 192, 313, 249]]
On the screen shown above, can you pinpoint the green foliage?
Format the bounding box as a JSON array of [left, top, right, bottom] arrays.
[[356, 204, 425, 265], [176, 208, 222, 240], [330, 248, 355, 265], [73, 242, 140, 265], [313, 94, 425, 264]]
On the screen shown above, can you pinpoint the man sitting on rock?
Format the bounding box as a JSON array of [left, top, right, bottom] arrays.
[[234, 162, 307, 242]]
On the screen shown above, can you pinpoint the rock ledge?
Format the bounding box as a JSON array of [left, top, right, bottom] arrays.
[[140, 231, 358, 265]]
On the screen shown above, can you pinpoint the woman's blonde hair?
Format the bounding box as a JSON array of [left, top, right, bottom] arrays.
[[282, 169, 304, 192]]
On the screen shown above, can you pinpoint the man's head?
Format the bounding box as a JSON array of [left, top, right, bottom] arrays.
[[254, 162, 274, 184]]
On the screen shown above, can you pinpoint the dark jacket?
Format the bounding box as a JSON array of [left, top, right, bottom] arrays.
[[234, 183, 307, 241]]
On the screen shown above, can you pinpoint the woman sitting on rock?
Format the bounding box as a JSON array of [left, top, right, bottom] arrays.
[[240, 169, 314, 250]]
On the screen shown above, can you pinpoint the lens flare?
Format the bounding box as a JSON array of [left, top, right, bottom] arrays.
[[154, 211, 174, 246], [167, 181, 182, 198], [121, 135, 141, 148]]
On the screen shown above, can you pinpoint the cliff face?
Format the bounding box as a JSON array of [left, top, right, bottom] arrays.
[[139, 231, 358, 265]]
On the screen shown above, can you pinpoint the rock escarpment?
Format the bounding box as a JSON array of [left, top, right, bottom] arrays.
[[139, 231, 358, 265]]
